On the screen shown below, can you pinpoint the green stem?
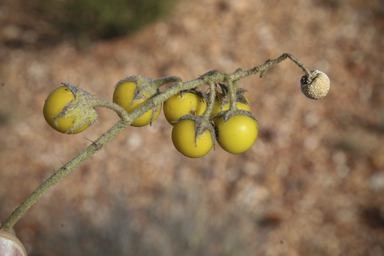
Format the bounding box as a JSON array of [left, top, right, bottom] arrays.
[[0, 119, 130, 232], [89, 99, 130, 120], [0, 53, 312, 232], [201, 80, 216, 119], [227, 79, 237, 111], [151, 76, 182, 89]]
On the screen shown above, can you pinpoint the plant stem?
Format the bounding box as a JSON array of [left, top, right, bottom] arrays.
[[0, 53, 311, 232], [0, 119, 130, 232], [201, 81, 216, 119], [89, 99, 130, 120]]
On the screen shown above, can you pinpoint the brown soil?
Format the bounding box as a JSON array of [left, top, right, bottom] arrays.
[[1, 0, 384, 255]]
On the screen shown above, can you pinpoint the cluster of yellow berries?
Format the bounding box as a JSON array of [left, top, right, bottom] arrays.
[[43, 80, 258, 158]]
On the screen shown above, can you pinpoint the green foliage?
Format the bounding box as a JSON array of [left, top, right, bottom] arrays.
[[44, 0, 177, 40]]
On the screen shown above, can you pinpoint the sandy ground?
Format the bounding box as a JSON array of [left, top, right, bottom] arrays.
[[1, 0, 384, 255]]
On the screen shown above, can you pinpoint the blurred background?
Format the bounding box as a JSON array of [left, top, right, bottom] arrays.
[[1, 0, 384, 255]]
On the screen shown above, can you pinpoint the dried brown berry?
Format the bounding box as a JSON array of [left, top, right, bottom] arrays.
[[301, 70, 330, 100]]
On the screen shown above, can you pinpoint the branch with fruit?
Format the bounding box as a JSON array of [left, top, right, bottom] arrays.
[[0, 53, 330, 237]]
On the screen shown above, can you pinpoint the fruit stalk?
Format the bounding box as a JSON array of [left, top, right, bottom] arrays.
[[0, 53, 328, 231]]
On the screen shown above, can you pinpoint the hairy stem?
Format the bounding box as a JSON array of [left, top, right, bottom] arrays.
[[0, 53, 312, 232], [0, 120, 130, 232], [227, 79, 237, 111], [89, 99, 130, 120], [201, 80, 216, 119]]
